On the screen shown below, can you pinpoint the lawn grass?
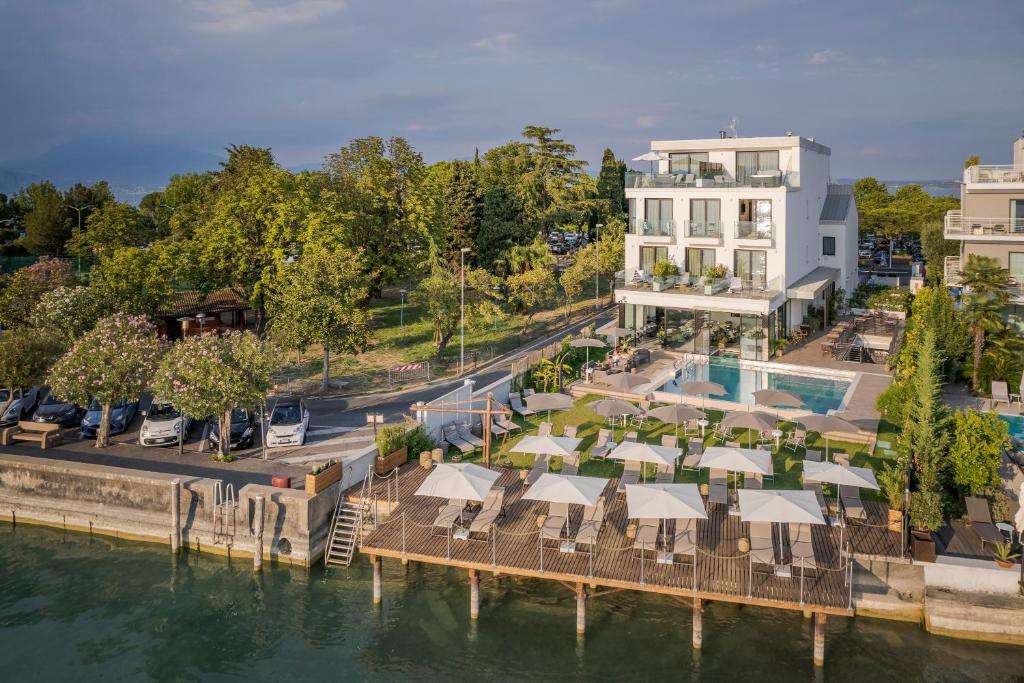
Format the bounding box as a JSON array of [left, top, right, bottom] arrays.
[[454, 393, 891, 502]]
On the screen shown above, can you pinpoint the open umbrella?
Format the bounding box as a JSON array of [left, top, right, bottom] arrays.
[[571, 337, 607, 371], [607, 441, 682, 467], [698, 445, 773, 494], [648, 404, 705, 441], [522, 473, 608, 506], [720, 410, 778, 447], [678, 380, 726, 410], [599, 373, 650, 393], [796, 413, 860, 460], [591, 398, 641, 429], [625, 483, 707, 520], [738, 489, 827, 526], [414, 463, 501, 502], [803, 460, 880, 546], [632, 151, 661, 174], [525, 392, 574, 423], [752, 389, 803, 409], [511, 435, 582, 458]]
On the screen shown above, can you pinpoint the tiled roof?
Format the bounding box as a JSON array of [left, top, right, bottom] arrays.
[[820, 184, 854, 223], [160, 287, 249, 317]]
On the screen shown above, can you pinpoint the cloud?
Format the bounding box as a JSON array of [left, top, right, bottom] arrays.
[[189, 0, 346, 35], [861, 146, 883, 157], [471, 32, 517, 52], [809, 49, 840, 64], [635, 115, 661, 129]]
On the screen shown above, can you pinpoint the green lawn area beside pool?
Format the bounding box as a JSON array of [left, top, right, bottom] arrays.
[[453, 394, 891, 502]]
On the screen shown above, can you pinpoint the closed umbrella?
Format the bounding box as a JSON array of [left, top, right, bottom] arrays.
[[571, 337, 607, 371], [526, 392, 574, 423], [647, 404, 706, 441], [414, 463, 501, 502], [720, 410, 778, 447], [796, 413, 860, 460], [522, 473, 608, 506], [679, 380, 726, 410], [599, 372, 650, 393], [511, 435, 582, 458]]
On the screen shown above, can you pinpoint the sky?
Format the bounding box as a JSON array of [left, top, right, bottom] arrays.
[[1, 0, 1023, 182]]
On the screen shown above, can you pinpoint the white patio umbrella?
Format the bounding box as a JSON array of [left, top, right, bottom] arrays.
[[679, 380, 726, 410], [625, 483, 707, 520], [608, 440, 682, 467], [647, 404, 706, 441], [591, 398, 641, 429], [699, 445, 773, 494], [599, 372, 650, 393], [632, 151, 661, 174], [526, 392, 574, 422], [522, 473, 609, 506], [414, 463, 501, 502], [570, 337, 607, 370], [511, 435, 582, 458], [804, 460, 880, 548], [738, 489, 827, 526], [796, 413, 860, 460], [720, 410, 778, 447]]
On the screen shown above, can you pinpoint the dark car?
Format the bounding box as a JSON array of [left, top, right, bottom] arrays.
[[32, 389, 83, 427], [208, 407, 256, 451], [80, 397, 139, 438]]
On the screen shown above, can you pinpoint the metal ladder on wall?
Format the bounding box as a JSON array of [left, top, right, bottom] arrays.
[[324, 469, 373, 567], [213, 482, 237, 546]]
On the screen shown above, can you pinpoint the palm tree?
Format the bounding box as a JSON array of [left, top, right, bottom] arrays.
[[958, 255, 1012, 390]]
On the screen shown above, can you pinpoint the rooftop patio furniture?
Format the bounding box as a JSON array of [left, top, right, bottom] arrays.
[[541, 502, 570, 545], [965, 496, 1005, 548], [785, 429, 806, 451], [709, 468, 729, 505], [654, 462, 675, 484], [523, 389, 535, 397], [433, 498, 467, 535], [749, 521, 776, 565], [631, 398, 652, 428], [525, 454, 550, 487], [456, 424, 485, 449], [537, 422, 553, 437], [509, 392, 536, 417], [672, 517, 697, 560], [617, 460, 642, 493], [839, 485, 867, 521], [633, 518, 660, 557], [468, 487, 505, 538], [590, 429, 615, 460], [561, 450, 581, 476], [443, 424, 475, 454], [991, 381, 1012, 410], [788, 522, 817, 570], [574, 497, 605, 548]]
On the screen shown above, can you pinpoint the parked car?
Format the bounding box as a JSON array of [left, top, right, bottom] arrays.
[[858, 248, 873, 258], [0, 386, 41, 427], [80, 397, 139, 439], [139, 401, 193, 447], [208, 407, 256, 451], [265, 398, 309, 448], [32, 389, 83, 427]]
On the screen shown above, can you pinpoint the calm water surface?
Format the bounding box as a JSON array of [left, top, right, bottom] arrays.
[[1, 522, 1021, 681]]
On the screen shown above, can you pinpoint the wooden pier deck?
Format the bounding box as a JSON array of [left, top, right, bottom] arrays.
[[359, 463, 904, 617]]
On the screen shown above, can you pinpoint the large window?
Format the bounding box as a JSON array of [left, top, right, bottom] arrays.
[[736, 150, 780, 185], [822, 236, 836, 256], [1009, 252, 1024, 280], [639, 246, 668, 274], [738, 199, 773, 238], [734, 250, 767, 286], [644, 198, 673, 234], [689, 199, 721, 236], [686, 248, 716, 278], [669, 152, 708, 174], [1012, 200, 1024, 233], [627, 198, 636, 222]]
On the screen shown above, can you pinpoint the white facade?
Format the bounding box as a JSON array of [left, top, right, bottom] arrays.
[[617, 134, 858, 358]]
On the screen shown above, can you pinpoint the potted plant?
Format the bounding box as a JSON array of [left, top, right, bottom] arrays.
[[375, 424, 409, 475], [305, 459, 341, 494], [770, 337, 789, 358], [909, 489, 942, 562], [703, 264, 729, 295], [877, 464, 908, 533], [991, 541, 1020, 569], [652, 259, 679, 292]]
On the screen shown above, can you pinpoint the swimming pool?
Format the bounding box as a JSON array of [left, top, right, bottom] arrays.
[[658, 356, 852, 414], [999, 414, 1024, 440]]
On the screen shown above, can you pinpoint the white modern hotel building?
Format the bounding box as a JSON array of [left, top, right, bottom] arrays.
[[615, 134, 858, 360]]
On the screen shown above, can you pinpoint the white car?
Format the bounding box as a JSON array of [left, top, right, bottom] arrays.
[[265, 398, 309, 448], [0, 386, 41, 427], [139, 401, 193, 447]]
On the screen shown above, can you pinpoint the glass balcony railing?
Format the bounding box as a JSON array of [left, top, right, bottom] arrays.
[[683, 220, 723, 238], [735, 221, 775, 240], [964, 165, 1024, 184], [628, 217, 675, 236], [617, 268, 783, 300], [944, 210, 1024, 237], [625, 170, 799, 190]]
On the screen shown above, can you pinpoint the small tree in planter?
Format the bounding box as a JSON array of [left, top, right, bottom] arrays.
[[877, 462, 908, 531], [48, 315, 164, 447], [375, 424, 409, 474], [651, 259, 679, 291], [153, 331, 275, 461]]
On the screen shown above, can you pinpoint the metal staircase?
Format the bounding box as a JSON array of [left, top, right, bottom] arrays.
[[213, 482, 237, 546], [324, 468, 373, 567]]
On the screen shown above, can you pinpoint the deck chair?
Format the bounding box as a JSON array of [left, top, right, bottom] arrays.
[[803, 481, 830, 520], [788, 523, 817, 570], [443, 424, 474, 454], [682, 438, 704, 470], [711, 422, 730, 441], [804, 449, 822, 463], [672, 517, 697, 561], [541, 502, 569, 544], [561, 450, 581, 476], [785, 429, 806, 451], [525, 454, 550, 487], [633, 518, 660, 557], [493, 414, 521, 434], [992, 381, 1012, 409], [655, 462, 675, 484], [563, 424, 579, 439], [839, 485, 867, 521], [661, 434, 678, 448], [509, 392, 536, 417], [832, 452, 849, 467], [708, 468, 729, 505], [468, 487, 505, 538], [490, 419, 509, 437], [456, 424, 485, 449], [744, 472, 763, 489], [965, 496, 1005, 547], [617, 460, 642, 493], [537, 422, 553, 437], [684, 418, 702, 438], [433, 498, 467, 535], [590, 429, 615, 460], [631, 398, 652, 427], [623, 431, 638, 442], [574, 497, 605, 548], [749, 521, 776, 566], [725, 440, 741, 448]]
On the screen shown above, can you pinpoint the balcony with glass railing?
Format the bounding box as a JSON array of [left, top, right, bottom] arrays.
[[734, 221, 775, 241], [944, 210, 1024, 238], [682, 220, 723, 239], [628, 217, 675, 237], [617, 268, 783, 301], [964, 165, 1024, 185], [625, 170, 799, 190]]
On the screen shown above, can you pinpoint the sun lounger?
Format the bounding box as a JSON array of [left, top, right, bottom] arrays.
[[711, 422, 729, 441], [805, 449, 822, 463], [804, 481, 830, 520], [590, 428, 615, 460], [468, 487, 505, 537], [749, 521, 776, 565], [574, 497, 605, 548], [839, 485, 867, 521], [433, 498, 467, 534], [744, 472, 763, 489], [709, 468, 728, 505], [537, 422, 553, 437], [617, 460, 642, 493], [788, 522, 817, 570], [633, 518, 660, 557], [681, 438, 704, 470], [493, 415, 521, 434], [561, 450, 581, 476], [992, 381, 1012, 409], [623, 431, 638, 442], [654, 462, 675, 484], [456, 425, 485, 449], [672, 517, 697, 560], [525, 454, 550, 487], [725, 440, 741, 448], [490, 420, 508, 436], [832, 451, 849, 467], [966, 496, 1005, 547], [443, 424, 474, 454], [509, 392, 536, 417], [563, 424, 578, 439], [541, 502, 569, 544], [661, 434, 678, 448]]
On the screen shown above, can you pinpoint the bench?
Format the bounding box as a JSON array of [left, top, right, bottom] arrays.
[[1, 421, 64, 449]]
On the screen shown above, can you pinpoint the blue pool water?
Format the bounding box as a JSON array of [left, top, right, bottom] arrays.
[[659, 356, 851, 414], [999, 414, 1024, 440]]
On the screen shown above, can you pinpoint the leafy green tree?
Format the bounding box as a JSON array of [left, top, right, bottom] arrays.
[[595, 148, 626, 216], [963, 155, 980, 169], [0, 257, 76, 329], [67, 201, 155, 260], [920, 221, 959, 283], [48, 315, 164, 447], [139, 172, 212, 240], [0, 327, 64, 389], [89, 246, 177, 317], [519, 125, 592, 233], [558, 257, 589, 322], [958, 255, 1011, 390], [977, 331, 1024, 394], [153, 331, 275, 460], [853, 177, 891, 235], [476, 186, 532, 271], [267, 244, 372, 392], [29, 285, 106, 344], [19, 182, 72, 255], [496, 235, 553, 277], [62, 181, 114, 230], [948, 408, 1007, 495], [571, 216, 626, 304], [442, 161, 482, 264], [507, 264, 558, 331]]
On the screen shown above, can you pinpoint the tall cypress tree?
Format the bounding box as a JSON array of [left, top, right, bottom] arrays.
[[596, 148, 626, 216]]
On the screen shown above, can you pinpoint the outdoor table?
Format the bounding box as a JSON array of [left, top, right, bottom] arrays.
[[772, 429, 783, 448], [697, 418, 709, 437]]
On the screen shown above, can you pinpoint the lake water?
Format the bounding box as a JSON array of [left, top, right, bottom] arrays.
[[1, 522, 1021, 681]]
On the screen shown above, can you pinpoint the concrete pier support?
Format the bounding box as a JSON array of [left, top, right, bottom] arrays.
[[253, 495, 265, 572], [170, 479, 181, 553], [575, 583, 586, 635], [813, 613, 826, 667], [692, 598, 703, 649], [372, 556, 382, 605], [469, 569, 480, 620]]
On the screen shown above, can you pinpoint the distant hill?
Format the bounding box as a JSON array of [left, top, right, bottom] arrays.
[[0, 137, 225, 202], [837, 178, 959, 198]]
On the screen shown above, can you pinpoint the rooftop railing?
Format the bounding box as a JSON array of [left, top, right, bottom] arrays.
[[944, 210, 1024, 237], [625, 170, 799, 190], [628, 217, 675, 237], [964, 165, 1024, 184], [618, 268, 783, 300]]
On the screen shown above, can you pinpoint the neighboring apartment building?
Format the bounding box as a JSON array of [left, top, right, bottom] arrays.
[[615, 134, 858, 360], [944, 134, 1024, 333]]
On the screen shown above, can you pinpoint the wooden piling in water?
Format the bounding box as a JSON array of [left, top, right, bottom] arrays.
[[170, 479, 181, 553], [692, 598, 703, 649], [253, 495, 265, 572], [575, 583, 586, 635], [372, 556, 382, 605], [469, 569, 480, 620], [813, 612, 826, 667]]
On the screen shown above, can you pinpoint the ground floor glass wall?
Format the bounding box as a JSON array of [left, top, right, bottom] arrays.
[[620, 304, 768, 359]]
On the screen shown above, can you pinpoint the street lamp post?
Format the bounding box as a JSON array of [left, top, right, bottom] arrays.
[[460, 247, 471, 375], [594, 223, 604, 310], [65, 203, 92, 274], [399, 288, 407, 336]]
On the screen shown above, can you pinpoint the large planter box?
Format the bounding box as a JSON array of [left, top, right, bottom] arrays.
[[911, 529, 936, 563], [653, 276, 676, 292], [375, 446, 408, 475], [704, 279, 728, 295], [305, 461, 341, 494]]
